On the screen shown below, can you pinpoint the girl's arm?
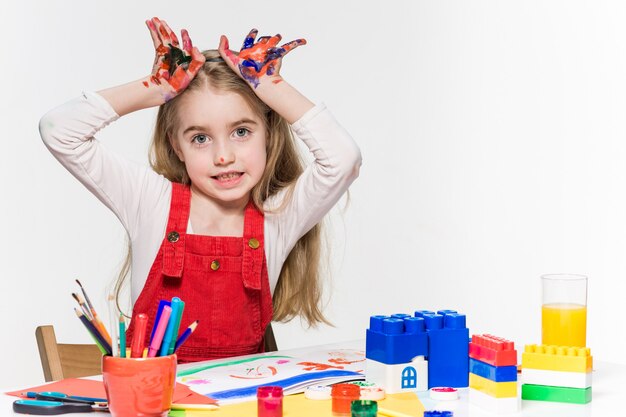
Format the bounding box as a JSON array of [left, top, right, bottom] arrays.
[[39, 18, 204, 260], [266, 104, 362, 277]]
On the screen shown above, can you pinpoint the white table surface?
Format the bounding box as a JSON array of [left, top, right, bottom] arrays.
[[2, 340, 624, 416]]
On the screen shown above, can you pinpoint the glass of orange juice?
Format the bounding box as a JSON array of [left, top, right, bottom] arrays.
[[541, 274, 587, 347]]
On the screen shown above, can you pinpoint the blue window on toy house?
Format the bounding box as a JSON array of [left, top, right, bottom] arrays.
[[401, 366, 417, 389]]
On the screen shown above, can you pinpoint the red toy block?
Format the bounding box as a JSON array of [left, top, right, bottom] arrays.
[[469, 334, 517, 367]]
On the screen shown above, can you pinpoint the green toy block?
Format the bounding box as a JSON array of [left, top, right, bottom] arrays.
[[521, 384, 591, 404]]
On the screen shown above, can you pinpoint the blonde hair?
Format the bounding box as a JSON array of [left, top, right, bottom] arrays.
[[115, 50, 328, 326]]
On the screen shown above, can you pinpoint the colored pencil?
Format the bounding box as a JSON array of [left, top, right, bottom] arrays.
[[167, 299, 185, 355], [130, 313, 148, 358], [74, 309, 112, 355], [160, 297, 182, 356], [148, 306, 171, 357], [73, 290, 112, 347], [119, 314, 126, 358], [75, 280, 112, 346], [174, 320, 199, 352]]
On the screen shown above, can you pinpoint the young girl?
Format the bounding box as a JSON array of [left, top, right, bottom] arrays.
[[39, 17, 361, 362]]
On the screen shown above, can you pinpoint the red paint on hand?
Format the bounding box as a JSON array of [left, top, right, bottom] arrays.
[[145, 17, 206, 100], [224, 29, 306, 88]]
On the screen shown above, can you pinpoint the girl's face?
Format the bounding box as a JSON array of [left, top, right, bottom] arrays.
[[171, 86, 267, 207]]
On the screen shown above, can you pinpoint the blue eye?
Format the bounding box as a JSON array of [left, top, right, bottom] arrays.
[[192, 134, 210, 144], [235, 128, 249, 138]]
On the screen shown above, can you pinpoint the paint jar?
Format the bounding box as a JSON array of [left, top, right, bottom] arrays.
[[541, 274, 588, 347], [257, 386, 283, 417], [102, 354, 176, 417], [331, 383, 361, 416], [351, 399, 378, 417]]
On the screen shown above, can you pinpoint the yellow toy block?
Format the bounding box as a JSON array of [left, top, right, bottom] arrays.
[[469, 373, 517, 398], [522, 344, 592, 373]]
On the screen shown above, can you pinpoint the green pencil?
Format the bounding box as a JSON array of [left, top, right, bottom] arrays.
[[119, 314, 126, 358]]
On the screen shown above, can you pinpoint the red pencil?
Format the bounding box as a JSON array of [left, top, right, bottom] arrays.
[[130, 313, 148, 358]]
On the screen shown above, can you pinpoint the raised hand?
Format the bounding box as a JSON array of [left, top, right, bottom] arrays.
[[218, 29, 306, 89], [144, 17, 205, 102]]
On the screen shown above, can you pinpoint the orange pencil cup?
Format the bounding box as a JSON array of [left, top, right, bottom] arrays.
[[102, 354, 177, 417]]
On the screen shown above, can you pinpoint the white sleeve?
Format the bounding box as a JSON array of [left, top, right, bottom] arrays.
[[38, 91, 170, 241], [265, 103, 362, 273]]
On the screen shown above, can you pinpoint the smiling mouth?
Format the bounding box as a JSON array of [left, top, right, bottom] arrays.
[[212, 172, 243, 181]]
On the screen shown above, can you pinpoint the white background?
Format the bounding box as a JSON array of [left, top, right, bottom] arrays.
[[1, 0, 625, 388]]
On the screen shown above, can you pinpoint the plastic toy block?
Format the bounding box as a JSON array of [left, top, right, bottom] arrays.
[[469, 373, 517, 398], [521, 384, 592, 404], [416, 310, 469, 388], [366, 356, 428, 393], [521, 344, 592, 373], [469, 388, 521, 414], [469, 334, 517, 367], [366, 315, 428, 365], [424, 412, 453, 417], [469, 358, 517, 382], [521, 368, 592, 389]]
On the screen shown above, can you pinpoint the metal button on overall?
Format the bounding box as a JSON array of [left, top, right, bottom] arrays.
[[248, 238, 260, 249], [167, 231, 180, 243], [210, 260, 220, 271]]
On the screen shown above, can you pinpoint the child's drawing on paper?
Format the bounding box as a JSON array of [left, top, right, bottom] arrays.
[[176, 347, 365, 404], [327, 349, 366, 367], [296, 362, 344, 371], [180, 377, 212, 385], [230, 364, 279, 379]]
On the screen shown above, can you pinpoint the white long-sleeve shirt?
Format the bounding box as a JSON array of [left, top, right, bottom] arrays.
[[40, 92, 361, 303]]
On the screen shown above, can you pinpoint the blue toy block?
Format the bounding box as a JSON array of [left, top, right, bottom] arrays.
[[424, 411, 453, 417], [366, 314, 428, 364], [417, 310, 469, 388], [469, 358, 517, 382]]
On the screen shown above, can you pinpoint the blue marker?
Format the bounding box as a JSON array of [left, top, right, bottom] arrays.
[[159, 297, 182, 356], [149, 300, 171, 345]]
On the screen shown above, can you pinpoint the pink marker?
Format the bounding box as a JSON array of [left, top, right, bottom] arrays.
[[148, 305, 171, 357]]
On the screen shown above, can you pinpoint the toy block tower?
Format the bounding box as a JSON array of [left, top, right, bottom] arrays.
[[521, 344, 592, 404], [468, 334, 520, 413], [365, 314, 429, 393], [416, 310, 469, 388]]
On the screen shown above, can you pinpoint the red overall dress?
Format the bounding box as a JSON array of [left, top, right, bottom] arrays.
[[126, 183, 273, 362]]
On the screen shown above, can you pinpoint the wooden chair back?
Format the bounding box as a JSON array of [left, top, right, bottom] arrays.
[[35, 325, 102, 382]]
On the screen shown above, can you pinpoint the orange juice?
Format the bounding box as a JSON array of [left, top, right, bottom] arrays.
[[542, 303, 587, 347]]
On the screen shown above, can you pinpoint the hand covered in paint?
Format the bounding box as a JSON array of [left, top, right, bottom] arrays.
[[218, 29, 306, 89], [145, 17, 206, 102]]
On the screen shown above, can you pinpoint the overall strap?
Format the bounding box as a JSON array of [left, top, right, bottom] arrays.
[[161, 182, 191, 278], [242, 201, 265, 290]]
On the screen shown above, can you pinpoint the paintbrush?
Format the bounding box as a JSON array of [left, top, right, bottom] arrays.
[[71, 293, 93, 320], [74, 280, 113, 346]]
